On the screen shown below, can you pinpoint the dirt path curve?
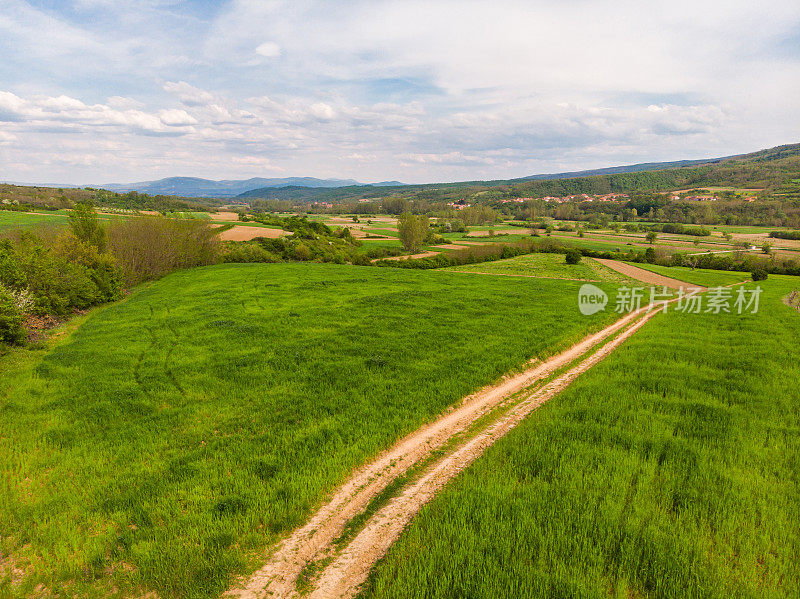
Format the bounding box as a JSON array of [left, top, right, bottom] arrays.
[[310, 306, 663, 599], [227, 306, 656, 599], [593, 258, 706, 291]]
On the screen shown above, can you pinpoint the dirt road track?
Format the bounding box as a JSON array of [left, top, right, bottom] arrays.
[[593, 258, 706, 291], [227, 305, 662, 599], [310, 307, 662, 599]]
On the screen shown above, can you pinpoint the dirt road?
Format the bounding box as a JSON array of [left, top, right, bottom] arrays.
[[227, 304, 663, 599], [593, 258, 706, 291]]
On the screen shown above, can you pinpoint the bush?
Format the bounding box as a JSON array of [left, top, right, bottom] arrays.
[[0, 289, 25, 345], [769, 231, 800, 240], [222, 242, 280, 263], [565, 249, 582, 265], [645, 247, 656, 263], [0, 232, 124, 316], [108, 216, 220, 284], [751, 268, 768, 281]]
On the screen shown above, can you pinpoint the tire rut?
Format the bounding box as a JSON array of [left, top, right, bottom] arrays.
[[227, 305, 658, 599], [306, 307, 661, 598]]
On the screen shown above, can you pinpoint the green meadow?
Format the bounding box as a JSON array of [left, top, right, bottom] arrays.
[[0, 262, 621, 599], [0, 211, 70, 232], [630, 263, 753, 287], [448, 253, 633, 284], [363, 277, 800, 599]]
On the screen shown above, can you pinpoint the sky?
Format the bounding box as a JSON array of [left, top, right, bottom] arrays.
[[0, 0, 799, 185]]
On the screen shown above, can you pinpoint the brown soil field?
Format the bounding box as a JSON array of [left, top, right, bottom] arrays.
[[218, 226, 285, 241], [593, 258, 706, 290], [209, 211, 240, 221]]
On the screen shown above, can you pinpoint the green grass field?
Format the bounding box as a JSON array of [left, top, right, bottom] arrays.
[[0, 263, 623, 599], [364, 228, 400, 237], [630, 263, 753, 287], [363, 276, 800, 598], [0, 211, 70, 232], [448, 253, 634, 284]]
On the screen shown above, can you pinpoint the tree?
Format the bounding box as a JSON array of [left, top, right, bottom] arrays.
[[528, 202, 540, 236], [565, 249, 581, 264], [69, 202, 106, 251], [762, 241, 772, 254], [645, 231, 657, 244], [382, 197, 409, 215], [645, 247, 656, 263], [397, 212, 429, 252]]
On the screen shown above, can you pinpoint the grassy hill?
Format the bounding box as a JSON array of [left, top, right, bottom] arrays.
[[0, 262, 624, 598]]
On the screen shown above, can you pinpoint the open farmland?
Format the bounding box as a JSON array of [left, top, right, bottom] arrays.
[[363, 276, 800, 599], [630, 263, 753, 287], [448, 253, 635, 284], [0, 211, 71, 232], [0, 262, 625, 599]]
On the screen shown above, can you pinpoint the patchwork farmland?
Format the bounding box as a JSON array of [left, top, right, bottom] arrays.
[[1, 157, 800, 599]]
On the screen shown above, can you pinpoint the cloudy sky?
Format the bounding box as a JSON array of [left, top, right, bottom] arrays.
[[1, 0, 799, 184]]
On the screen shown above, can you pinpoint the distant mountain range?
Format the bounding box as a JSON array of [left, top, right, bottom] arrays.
[[5, 144, 798, 200], [99, 177, 372, 197], [514, 156, 735, 182]]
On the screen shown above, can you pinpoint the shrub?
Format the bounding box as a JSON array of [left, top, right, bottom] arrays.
[[53, 233, 123, 303], [769, 231, 800, 240], [565, 249, 582, 265], [751, 268, 768, 281], [222, 242, 280, 263], [108, 216, 220, 284], [0, 232, 123, 316], [0, 289, 25, 345], [645, 247, 656, 263]]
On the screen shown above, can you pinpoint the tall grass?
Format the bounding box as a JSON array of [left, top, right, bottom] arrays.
[[0, 263, 621, 598], [362, 277, 800, 599]]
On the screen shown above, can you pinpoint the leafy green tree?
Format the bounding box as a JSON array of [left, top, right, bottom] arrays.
[[69, 203, 106, 251], [397, 212, 429, 252], [645, 231, 658, 244], [645, 247, 656, 263]]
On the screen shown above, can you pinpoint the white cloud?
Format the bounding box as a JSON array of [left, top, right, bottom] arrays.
[[255, 41, 281, 58], [107, 96, 145, 110], [163, 81, 215, 107], [0, 130, 17, 145], [309, 102, 336, 120], [0, 0, 798, 182], [157, 109, 199, 126]]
